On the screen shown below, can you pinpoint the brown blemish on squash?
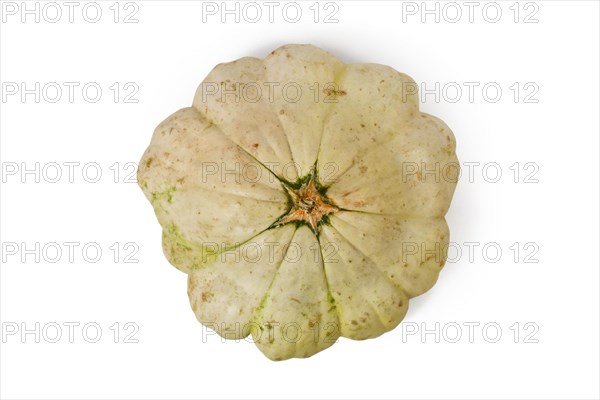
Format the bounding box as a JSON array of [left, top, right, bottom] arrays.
[[323, 87, 347, 97], [341, 188, 357, 198], [201, 291, 214, 302], [188, 278, 197, 293], [145, 157, 154, 168]]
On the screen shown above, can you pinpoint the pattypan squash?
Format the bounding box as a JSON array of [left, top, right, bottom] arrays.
[[138, 44, 459, 360]]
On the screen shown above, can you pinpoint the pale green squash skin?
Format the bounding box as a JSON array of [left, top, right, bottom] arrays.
[[137, 44, 459, 360]]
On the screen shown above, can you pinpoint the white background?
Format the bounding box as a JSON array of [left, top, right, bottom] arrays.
[[1, 1, 599, 399]]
